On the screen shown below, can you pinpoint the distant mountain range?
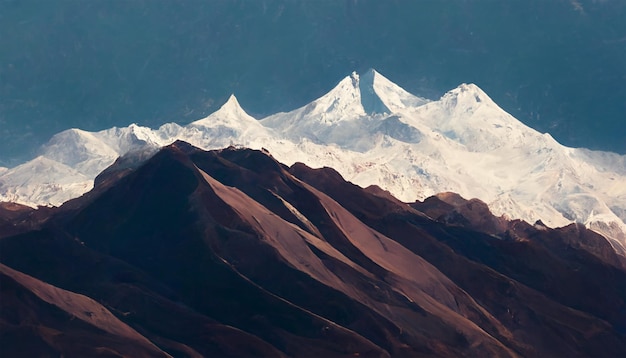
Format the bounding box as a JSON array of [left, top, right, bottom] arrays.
[[1, 141, 625, 356], [2, 0, 625, 166], [1, 70, 625, 255]]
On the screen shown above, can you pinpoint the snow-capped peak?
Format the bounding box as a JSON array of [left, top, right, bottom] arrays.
[[405, 82, 537, 152], [365, 69, 429, 113], [39, 128, 118, 169], [176, 94, 276, 150], [350, 71, 359, 86], [440, 83, 497, 111], [3, 70, 626, 255], [306, 72, 367, 119], [358, 69, 391, 114], [291, 69, 429, 119], [219, 94, 256, 121], [261, 69, 429, 136], [191, 94, 257, 128], [260, 69, 424, 138]]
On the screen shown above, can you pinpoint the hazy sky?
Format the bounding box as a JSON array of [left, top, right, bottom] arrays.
[[1, 0, 625, 166]]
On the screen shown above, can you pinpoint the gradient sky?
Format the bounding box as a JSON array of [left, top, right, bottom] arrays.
[[1, 0, 625, 166]]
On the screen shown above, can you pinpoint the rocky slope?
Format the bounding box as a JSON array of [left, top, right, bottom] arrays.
[[1, 142, 624, 357]]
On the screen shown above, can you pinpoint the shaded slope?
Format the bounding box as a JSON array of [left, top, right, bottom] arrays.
[[0, 202, 36, 238], [187, 148, 518, 357], [290, 162, 626, 357], [0, 263, 168, 357], [1, 141, 625, 357], [47, 143, 390, 357], [65, 142, 514, 356]]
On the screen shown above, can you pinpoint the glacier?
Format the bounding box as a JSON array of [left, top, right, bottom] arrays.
[[1, 69, 625, 255]]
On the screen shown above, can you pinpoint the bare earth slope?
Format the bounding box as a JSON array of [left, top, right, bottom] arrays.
[[1, 142, 625, 357]]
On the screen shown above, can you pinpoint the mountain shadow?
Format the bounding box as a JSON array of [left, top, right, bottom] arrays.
[[1, 141, 625, 357]]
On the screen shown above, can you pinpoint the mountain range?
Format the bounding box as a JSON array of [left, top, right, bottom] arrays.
[[1, 69, 625, 256], [2, 0, 625, 166], [1, 141, 625, 356]]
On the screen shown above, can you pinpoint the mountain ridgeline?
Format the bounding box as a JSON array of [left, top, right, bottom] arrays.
[[1, 142, 625, 357], [1, 70, 625, 255]]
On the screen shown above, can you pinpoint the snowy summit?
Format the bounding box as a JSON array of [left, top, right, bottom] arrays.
[[1, 69, 626, 255]]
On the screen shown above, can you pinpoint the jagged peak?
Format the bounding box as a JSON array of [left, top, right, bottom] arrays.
[[299, 69, 402, 117], [261, 69, 428, 131], [191, 94, 258, 127], [223, 93, 242, 109], [126, 123, 155, 138], [285, 73, 365, 120], [433, 83, 536, 136], [359, 69, 391, 114], [441, 83, 496, 108], [214, 94, 252, 117], [350, 71, 360, 87], [365, 69, 429, 112]]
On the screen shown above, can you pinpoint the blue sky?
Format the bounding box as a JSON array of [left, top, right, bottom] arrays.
[[1, 0, 625, 166]]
